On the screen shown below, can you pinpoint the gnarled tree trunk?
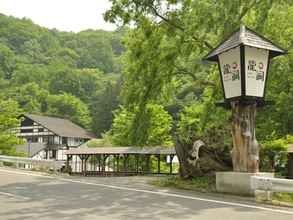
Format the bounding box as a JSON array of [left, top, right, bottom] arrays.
[[175, 140, 205, 178], [175, 139, 228, 178], [231, 101, 259, 173]]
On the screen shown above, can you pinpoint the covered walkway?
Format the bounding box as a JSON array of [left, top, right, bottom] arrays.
[[65, 147, 177, 176]]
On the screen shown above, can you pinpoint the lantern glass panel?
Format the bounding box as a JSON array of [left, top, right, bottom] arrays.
[[244, 46, 269, 97], [218, 47, 241, 99]]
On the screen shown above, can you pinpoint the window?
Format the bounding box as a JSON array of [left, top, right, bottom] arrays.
[[21, 129, 33, 133], [43, 137, 48, 144], [52, 150, 57, 159], [38, 128, 44, 132]]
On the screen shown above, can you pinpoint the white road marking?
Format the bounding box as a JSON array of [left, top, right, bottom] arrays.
[[0, 168, 293, 215], [0, 191, 29, 200], [0, 192, 18, 197]]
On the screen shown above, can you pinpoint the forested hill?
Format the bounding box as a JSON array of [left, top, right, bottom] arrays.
[[0, 14, 124, 136]]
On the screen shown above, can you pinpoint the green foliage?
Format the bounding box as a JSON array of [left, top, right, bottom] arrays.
[[91, 75, 120, 136], [260, 136, 292, 173], [87, 136, 114, 148], [151, 175, 216, 193], [0, 99, 23, 155], [111, 106, 135, 146], [105, 0, 293, 169], [47, 93, 91, 128], [3, 83, 49, 113], [0, 43, 15, 79], [0, 14, 125, 136], [111, 104, 173, 146], [273, 193, 293, 204]]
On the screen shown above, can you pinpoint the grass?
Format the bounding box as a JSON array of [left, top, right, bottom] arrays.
[[273, 192, 293, 205], [151, 175, 216, 193], [151, 175, 293, 206]]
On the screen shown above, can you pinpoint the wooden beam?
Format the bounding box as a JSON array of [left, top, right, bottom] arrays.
[[135, 155, 139, 174], [169, 155, 174, 174], [157, 155, 161, 174]]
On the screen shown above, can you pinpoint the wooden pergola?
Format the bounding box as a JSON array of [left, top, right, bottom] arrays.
[[65, 147, 177, 176]]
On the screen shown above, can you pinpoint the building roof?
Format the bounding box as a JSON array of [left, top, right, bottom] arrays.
[[23, 114, 96, 139], [15, 142, 46, 157], [204, 25, 286, 61], [66, 147, 176, 155]]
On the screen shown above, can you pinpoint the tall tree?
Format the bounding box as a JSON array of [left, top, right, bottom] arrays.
[[105, 0, 292, 177], [0, 99, 22, 155]]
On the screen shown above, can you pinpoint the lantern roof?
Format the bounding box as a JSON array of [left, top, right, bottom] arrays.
[[204, 25, 286, 62]]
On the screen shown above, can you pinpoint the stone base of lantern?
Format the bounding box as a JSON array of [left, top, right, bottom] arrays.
[[216, 172, 274, 196]]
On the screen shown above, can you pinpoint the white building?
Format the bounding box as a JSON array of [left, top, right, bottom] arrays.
[[15, 114, 95, 160]]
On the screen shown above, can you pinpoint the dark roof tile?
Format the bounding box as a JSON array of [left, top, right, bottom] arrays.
[[205, 25, 286, 61], [24, 114, 96, 139]]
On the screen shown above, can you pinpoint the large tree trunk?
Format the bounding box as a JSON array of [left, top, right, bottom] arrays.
[[175, 139, 228, 178], [231, 101, 259, 173], [175, 140, 204, 178]]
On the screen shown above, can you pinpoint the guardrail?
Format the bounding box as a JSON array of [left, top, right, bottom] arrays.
[[0, 155, 64, 171], [251, 176, 293, 198]]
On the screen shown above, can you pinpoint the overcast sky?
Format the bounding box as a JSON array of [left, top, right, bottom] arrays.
[[0, 0, 116, 32]]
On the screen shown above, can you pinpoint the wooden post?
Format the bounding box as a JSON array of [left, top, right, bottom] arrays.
[[117, 155, 120, 173], [102, 154, 106, 172], [84, 155, 89, 176], [231, 101, 259, 173], [288, 153, 293, 179], [98, 155, 101, 172], [157, 155, 161, 174], [146, 155, 151, 174], [169, 155, 174, 174], [80, 156, 84, 175], [123, 154, 129, 175], [66, 155, 72, 174], [135, 155, 139, 174]]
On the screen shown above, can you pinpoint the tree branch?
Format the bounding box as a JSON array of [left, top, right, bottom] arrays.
[[149, 5, 213, 49], [173, 65, 216, 86], [238, 0, 258, 21]]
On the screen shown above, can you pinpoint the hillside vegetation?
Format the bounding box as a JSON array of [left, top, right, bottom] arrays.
[[0, 14, 123, 136]]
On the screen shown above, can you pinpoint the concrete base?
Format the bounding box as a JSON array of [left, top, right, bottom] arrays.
[[216, 172, 274, 196]]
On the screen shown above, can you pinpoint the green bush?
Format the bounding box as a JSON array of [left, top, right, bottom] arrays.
[[260, 135, 293, 174]]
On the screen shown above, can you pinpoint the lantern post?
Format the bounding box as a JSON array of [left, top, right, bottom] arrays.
[[203, 25, 286, 194]]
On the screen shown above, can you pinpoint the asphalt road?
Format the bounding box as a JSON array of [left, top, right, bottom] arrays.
[[0, 167, 293, 220]]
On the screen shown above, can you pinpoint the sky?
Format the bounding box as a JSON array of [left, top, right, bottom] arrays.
[[0, 0, 116, 32]]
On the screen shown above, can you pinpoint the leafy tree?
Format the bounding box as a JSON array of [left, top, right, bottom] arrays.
[[4, 83, 49, 113], [47, 93, 92, 128], [111, 104, 173, 146], [0, 43, 16, 79], [0, 98, 22, 155], [105, 0, 293, 177], [260, 137, 292, 173], [49, 67, 104, 103], [91, 75, 120, 136], [59, 30, 120, 73], [11, 63, 50, 88]]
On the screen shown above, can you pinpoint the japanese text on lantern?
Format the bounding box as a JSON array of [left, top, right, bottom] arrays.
[[218, 47, 242, 99], [245, 46, 269, 97]]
